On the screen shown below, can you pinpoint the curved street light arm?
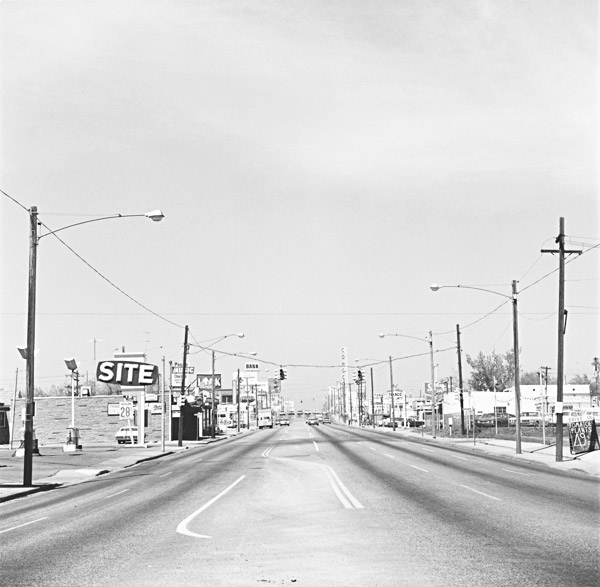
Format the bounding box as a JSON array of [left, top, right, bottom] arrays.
[[38, 211, 164, 240], [430, 283, 512, 300]]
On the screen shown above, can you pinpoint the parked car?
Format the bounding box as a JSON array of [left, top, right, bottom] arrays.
[[508, 412, 544, 427], [306, 417, 319, 426], [475, 413, 515, 427], [115, 426, 146, 444]]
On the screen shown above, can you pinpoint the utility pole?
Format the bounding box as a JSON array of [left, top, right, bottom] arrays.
[[592, 358, 599, 406], [178, 325, 189, 447], [512, 280, 522, 454], [389, 357, 396, 431], [542, 218, 582, 461], [211, 350, 216, 439], [24, 206, 38, 487], [236, 368, 241, 433], [456, 324, 465, 435], [370, 367, 375, 429]]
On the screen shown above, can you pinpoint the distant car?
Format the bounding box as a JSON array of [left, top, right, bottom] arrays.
[[115, 426, 146, 444], [322, 416, 331, 424], [277, 417, 290, 426], [306, 417, 319, 426]]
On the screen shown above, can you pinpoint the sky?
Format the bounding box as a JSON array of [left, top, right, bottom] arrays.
[[1, 0, 598, 410]]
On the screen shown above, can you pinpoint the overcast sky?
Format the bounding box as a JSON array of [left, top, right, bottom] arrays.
[[1, 0, 598, 408]]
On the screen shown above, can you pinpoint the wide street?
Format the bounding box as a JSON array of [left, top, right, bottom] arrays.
[[1, 419, 598, 587]]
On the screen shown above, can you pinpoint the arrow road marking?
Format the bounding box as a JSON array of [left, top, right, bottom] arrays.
[[176, 476, 246, 539]]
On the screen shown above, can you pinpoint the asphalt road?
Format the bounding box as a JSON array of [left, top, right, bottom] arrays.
[[1, 420, 598, 587]]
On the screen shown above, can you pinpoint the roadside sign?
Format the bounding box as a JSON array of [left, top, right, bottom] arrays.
[[97, 360, 159, 386], [119, 402, 134, 421]]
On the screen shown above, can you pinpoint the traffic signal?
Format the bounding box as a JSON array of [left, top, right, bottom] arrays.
[[357, 370, 363, 381], [279, 368, 287, 380]]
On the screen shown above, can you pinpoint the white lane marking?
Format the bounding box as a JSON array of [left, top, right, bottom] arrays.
[[411, 465, 428, 472], [313, 441, 319, 452], [459, 484, 501, 501], [451, 455, 469, 461], [160, 472, 172, 478], [193, 458, 204, 463], [501, 468, 532, 476], [422, 448, 435, 452], [384, 453, 395, 459], [368, 447, 377, 452], [104, 489, 129, 499], [0, 517, 49, 535], [319, 465, 364, 509], [262, 444, 276, 458], [176, 476, 246, 539]]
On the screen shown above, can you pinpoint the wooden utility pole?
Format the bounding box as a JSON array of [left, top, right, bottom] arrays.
[[542, 217, 581, 462], [456, 325, 465, 436], [389, 357, 396, 431], [178, 325, 189, 447]]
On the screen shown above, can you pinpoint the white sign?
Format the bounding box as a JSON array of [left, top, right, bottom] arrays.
[[119, 402, 134, 420], [245, 363, 259, 371]]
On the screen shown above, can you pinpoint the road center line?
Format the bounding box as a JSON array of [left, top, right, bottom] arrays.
[[320, 465, 364, 509], [176, 475, 246, 539], [411, 465, 428, 472], [0, 517, 49, 535], [104, 489, 129, 499], [160, 471, 172, 478], [451, 455, 469, 461], [458, 484, 501, 501]]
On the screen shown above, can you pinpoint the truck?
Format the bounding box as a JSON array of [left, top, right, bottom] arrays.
[[257, 409, 274, 429]]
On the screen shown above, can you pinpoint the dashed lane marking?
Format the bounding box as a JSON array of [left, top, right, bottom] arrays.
[[458, 484, 501, 501], [0, 517, 49, 535]]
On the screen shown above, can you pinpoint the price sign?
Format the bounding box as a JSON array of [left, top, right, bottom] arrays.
[[119, 402, 134, 421]]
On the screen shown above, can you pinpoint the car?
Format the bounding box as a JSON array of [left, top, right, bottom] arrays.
[[475, 413, 515, 427], [322, 416, 331, 424], [277, 417, 290, 426], [306, 417, 319, 426], [296, 410, 304, 416], [508, 412, 543, 427], [115, 426, 146, 444]]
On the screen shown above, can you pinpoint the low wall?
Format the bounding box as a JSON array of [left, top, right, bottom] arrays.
[[9, 396, 168, 446]]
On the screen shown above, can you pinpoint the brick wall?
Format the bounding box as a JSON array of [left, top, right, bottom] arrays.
[[10, 396, 168, 446]]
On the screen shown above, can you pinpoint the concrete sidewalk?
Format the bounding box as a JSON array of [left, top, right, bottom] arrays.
[[381, 425, 600, 478], [0, 435, 236, 503]]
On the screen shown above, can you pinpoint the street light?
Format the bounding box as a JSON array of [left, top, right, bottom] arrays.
[[64, 358, 80, 452], [21, 206, 164, 486], [379, 332, 437, 438], [430, 281, 522, 454]]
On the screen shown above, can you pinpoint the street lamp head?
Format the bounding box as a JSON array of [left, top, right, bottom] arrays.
[[430, 283, 441, 291], [236, 333, 245, 338], [378, 333, 386, 338], [64, 358, 78, 372], [145, 209, 165, 222], [17, 347, 27, 360]]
